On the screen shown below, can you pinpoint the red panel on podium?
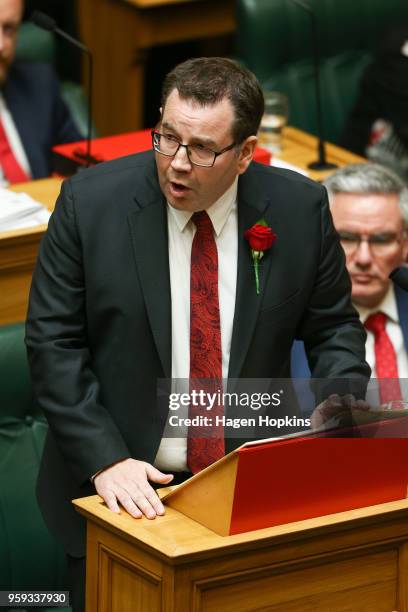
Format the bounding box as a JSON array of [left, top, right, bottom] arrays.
[[164, 416, 408, 536], [230, 437, 408, 534]]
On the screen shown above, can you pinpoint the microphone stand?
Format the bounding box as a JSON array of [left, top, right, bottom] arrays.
[[291, 0, 337, 171], [31, 11, 99, 167]]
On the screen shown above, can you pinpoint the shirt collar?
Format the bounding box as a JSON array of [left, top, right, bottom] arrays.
[[167, 176, 238, 236], [354, 285, 399, 324]]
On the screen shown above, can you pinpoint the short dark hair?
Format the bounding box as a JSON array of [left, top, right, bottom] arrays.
[[161, 57, 264, 144]]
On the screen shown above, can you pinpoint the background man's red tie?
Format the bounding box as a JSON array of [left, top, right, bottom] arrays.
[[365, 311, 402, 404], [0, 119, 29, 184], [188, 211, 225, 473]]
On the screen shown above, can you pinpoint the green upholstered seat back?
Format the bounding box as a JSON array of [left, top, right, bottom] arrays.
[[237, 0, 408, 80], [0, 323, 70, 603], [16, 22, 56, 64], [236, 0, 408, 142], [262, 50, 372, 143]]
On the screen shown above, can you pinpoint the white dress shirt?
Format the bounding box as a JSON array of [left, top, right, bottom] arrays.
[[0, 93, 32, 186], [355, 286, 408, 379], [154, 177, 238, 471]]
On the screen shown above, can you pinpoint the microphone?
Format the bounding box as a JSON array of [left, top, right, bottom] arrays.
[[30, 11, 56, 31], [390, 266, 408, 292], [31, 10, 97, 167], [290, 0, 337, 171]]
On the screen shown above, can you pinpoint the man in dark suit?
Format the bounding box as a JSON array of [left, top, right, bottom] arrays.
[[292, 164, 408, 405], [26, 58, 369, 611], [0, 0, 81, 184]]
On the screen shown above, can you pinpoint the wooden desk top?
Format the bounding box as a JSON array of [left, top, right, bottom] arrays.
[[1, 128, 363, 238], [74, 494, 408, 562], [279, 126, 365, 182], [124, 0, 200, 7], [0, 129, 363, 240], [0, 178, 62, 325], [0, 177, 61, 242], [9, 177, 62, 212]]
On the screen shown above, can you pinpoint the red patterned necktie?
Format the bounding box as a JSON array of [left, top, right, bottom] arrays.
[[0, 118, 29, 184], [188, 211, 225, 473], [365, 312, 402, 404]]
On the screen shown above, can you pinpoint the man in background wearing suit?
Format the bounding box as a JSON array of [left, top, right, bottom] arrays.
[[0, 0, 81, 184], [292, 163, 408, 406], [26, 58, 369, 611]]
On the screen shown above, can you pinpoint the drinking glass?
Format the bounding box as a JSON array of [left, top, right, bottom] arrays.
[[258, 91, 289, 153]]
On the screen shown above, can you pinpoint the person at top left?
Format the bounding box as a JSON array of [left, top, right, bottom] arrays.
[[0, 0, 81, 185]]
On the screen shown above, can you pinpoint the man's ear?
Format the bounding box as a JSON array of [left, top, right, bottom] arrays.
[[402, 230, 408, 262], [153, 107, 162, 131], [237, 136, 258, 175]]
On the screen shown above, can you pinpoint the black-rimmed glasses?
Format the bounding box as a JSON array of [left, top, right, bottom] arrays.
[[338, 231, 406, 256], [151, 130, 236, 168]]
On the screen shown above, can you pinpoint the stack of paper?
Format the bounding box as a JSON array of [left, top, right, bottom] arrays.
[[0, 188, 51, 231], [271, 157, 309, 176]]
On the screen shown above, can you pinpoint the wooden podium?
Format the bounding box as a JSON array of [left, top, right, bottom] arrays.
[[74, 432, 408, 612], [74, 433, 408, 611], [74, 494, 408, 611]]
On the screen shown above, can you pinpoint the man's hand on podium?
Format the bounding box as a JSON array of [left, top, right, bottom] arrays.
[[94, 458, 174, 519]]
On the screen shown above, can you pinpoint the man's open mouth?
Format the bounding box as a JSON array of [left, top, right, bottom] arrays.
[[170, 181, 190, 194]]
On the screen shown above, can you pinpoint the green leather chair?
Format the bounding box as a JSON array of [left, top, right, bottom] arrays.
[[236, 0, 408, 143], [0, 323, 71, 612], [16, 21, 89, 137]]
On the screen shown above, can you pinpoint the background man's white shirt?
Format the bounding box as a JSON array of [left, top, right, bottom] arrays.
[[355, 286, 408, 379]]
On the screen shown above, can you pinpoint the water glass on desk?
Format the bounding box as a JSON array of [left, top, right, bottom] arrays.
[[258, 91, 288, 153]]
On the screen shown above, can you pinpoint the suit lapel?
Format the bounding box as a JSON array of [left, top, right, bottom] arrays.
[[228, 170, 274, 379], [127, 161, 282, 382], [128, 173, 172, 379], [396, 284, 408, 354], [4, 66, 47, 178]]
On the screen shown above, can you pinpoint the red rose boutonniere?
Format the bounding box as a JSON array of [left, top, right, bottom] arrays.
[[244, 219, 277, 294]]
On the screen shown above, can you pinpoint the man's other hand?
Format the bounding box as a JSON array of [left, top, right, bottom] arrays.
[[310, 393, 371, 430], [94, 458, 174, 519]]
